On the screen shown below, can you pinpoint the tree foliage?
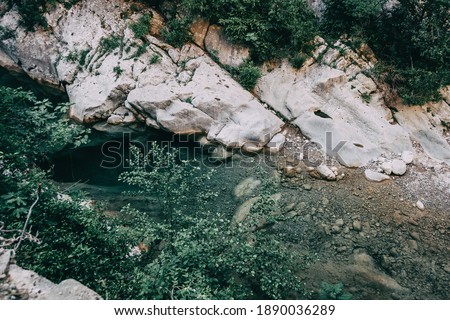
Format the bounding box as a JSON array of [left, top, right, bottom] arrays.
[[322, 0, 450, 104]]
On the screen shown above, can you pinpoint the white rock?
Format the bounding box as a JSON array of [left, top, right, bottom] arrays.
[[317, 165, 337, 181], [381, 161, 393, 175], [256, 48, 413, 168], [364, 169, 391, 182], [391, 159, 407, 176], [401, 150, 415, 164], [267, 133, 286, 153], [416, 200, 425, 211]]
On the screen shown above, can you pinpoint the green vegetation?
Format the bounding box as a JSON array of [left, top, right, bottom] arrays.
[[290, 53, 308, 69], [149, 53, 161, 64], [361, 92, 371, 104], [98, 35, 123, 56], [236, 60, 261, 90], [5, 0, 81, 30], [0, 26, 14, 40], [64, 48, 90, 67], [118, 145, 307, 299], [161, 17, 192, 48], [322, 0, 450, 105], [179, 0, 318, 63], [130, 13, 153, 39], [113, 65, 123, 79], [319, 282, 353, 300], [0, 87, 308, 299]]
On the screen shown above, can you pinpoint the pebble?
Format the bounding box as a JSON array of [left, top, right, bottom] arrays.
[[353, 220, 362, 231], [336, 246, 347, 253], [381, 161, 393, 175], [408, 240, 418, 250], [303, 184, 312, 191], [331, 225, 341, 234], [392, 159, 407, 175], [364, 169, 391, 182], [401, 151, 414, 164], [410, 232, 421, 241], [416, 200, 425, 210], [335, 218, 344, 227]]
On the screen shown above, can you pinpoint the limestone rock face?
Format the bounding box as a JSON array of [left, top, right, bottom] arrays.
[[204, 25, 250, 67], [256, 39, 414, 167], [0, 1, 282, 150]]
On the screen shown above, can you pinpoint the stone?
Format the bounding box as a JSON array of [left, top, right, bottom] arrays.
[[190, 19, 209, 48], [234, 177, 261, 198], [0, 250, 11, 275], [395, 106, 450, 165], [353, 220, 362, 231], [364, 169, 391, 182], [391, 159, 407, 176], [401, 151, 414, 164], [233, 193, 282, 224], [408, 240, 418, 251], [410, 232, 420, 241], [416, 200, 425, 211], [314, 165, 337, 181], [204, 25, 250, 67], [39, 279, 102, 300], [381, 162, 393, 175], [267, 133, 286, 153], [335, 218, 345, 227], [303, 184, 312, 191]]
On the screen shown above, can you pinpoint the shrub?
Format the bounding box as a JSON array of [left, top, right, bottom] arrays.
[[290, 54, 308, 69], [237, 60, 261, 90], [113, 65, 123, 79], [161, 17, 192, 48], [319, 282, 352, 300], [130, 13, 153, 39], [149, 53, 161, 64]]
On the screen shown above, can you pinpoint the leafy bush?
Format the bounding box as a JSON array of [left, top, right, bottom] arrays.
[[149, 53, 161, 64], [290, 54, 308, 69], [161, 17, 192, 48], [319, 282, 352, 300], [130, 13, 153, 39], [237, 60, 261, 90]]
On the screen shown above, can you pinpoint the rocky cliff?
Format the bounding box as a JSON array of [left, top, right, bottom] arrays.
[[0, 0, 449, 167]]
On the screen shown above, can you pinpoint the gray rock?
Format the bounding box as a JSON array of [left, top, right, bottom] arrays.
[[316, 165, 337, 181], [39, 279, 102, 300], [353, 220, 362, 231], [204, 25, 250, 67], [416, 200, 425, 210], [0, 250, 11, 275], [381, 161, 393, 175], [391, 159, 407, 176], [401, 151, 415, 164], [303, 184, 312, 191], [256, 49, 413, 167], [335, 218, 345, 227], [267, 133, 286, 153], [364, 169, 391, 182]]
